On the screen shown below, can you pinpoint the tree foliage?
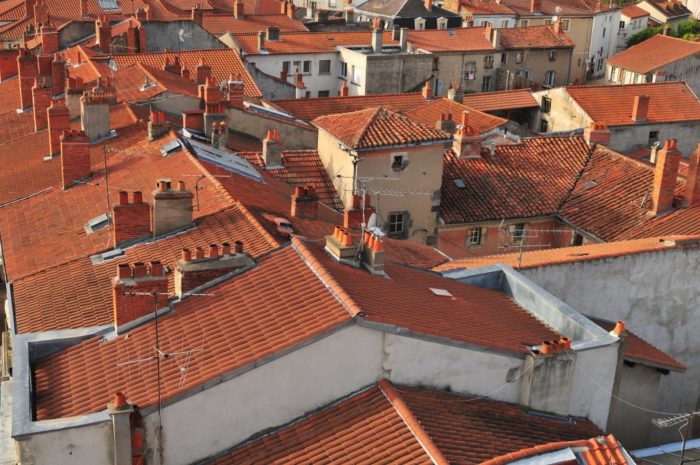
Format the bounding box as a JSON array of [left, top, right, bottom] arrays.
[[626, 18, 700, 48]]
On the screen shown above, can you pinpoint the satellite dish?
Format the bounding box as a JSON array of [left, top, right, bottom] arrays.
[[551, 15, 558, 21]]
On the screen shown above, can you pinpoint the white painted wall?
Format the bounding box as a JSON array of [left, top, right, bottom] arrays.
[[246, 52, 343, 98], [567, 343, 619, 428], [589, 10, 621, 79], [615, 14, 649, 52]]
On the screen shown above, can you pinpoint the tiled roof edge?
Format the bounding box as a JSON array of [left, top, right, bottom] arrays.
[[378, 380, 450, 465]]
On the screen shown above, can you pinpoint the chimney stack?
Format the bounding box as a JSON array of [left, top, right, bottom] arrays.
[[17, 49, 37, 111], [112, 261, 168, 334], [583, 122, 611, 146], [80, 0, 88, 16], [392, 25, 400, 41], [148, 110, 169, 141], [234, 0, 244, 18], [650, 139, 681, 215], [80, 77, 115, 142], [225, 77, 245, 109], [262, 129, 282, 167], [631, 95, 649, 123], [107, 391, 135, 465], [152, 179, 194, 236], [425, 0, 432, 9], [34, 0, 48, 26], [360, 232, 385, 274], [529, 0, 541, 12], [47, 100, 70, 155], [60, 130, 91, 189], [96, 15, 112, 54], [371, 27, 383, 53], [295, 71, 305, 99], [174, 243, 254, 296], [435, 113, 456, 134], [51, 53, 66, 96], [399, 27, 408, 53], [344, 7, 354, 23], [195, 59, 212, 85], [343, 194, 375, 230], [211, 120, 228, 149], [491, 27, 500, 48], [113, 191, 151, 245], [453, 111, 482, 158], [447, 82, 463, 102], [421, 80, 432, 99], [685, 143, 700, 208], [291, 185, 319, 219], [191, 4, 203, 25], [552, 18, 562, 34], [40, 24, 59, 55], [32, 77, 52, 131], [325, 226, 359, 262], [339, 80, 348, 97], [652, 70, 665, 83]]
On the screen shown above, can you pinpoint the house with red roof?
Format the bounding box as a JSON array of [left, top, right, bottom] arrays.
[[616, 4, 650, 52], [446, 0, 518, 28], [534, 81, 700, 155], [636, 0, 692, 27]]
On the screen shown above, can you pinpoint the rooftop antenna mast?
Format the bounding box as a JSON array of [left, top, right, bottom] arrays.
[[497, 220, 574, 270], [652, 411, 700, 465]]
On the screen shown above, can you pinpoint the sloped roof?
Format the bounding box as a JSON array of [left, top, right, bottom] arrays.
[[313, 106, 451, 150], [112, 62, 200, 103], [462, 89, 538, 112], [234, 30, 396, 55], [621, 4, 650, 18], [441, 136, 592, 224], [565, 82, 700, 126], [641, 0, 691, 18], [502, 0, 615, 16], [606, 34, 700, 74], [209, 381, 602, 465], [498, 24, 575, 49], [408, 26, 495, 52], [460, 0, 517, 15], [272, 92, 428, 122], [356, 0, 460, 17], [201, 13, 308, 35], [405, 97, 507, 134]]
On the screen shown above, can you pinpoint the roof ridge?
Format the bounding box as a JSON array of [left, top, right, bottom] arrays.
[[353, 106, 384, 148], [378, 380, 450, 465], [290, 237, 363, 317]]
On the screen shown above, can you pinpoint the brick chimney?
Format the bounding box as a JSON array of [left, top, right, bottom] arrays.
[[138, 25, 147, 51], [291, 185, 319, 219], [112, 261, 168, 334], [447, 82, 463, 102], [182, 109, 204, 131], [32, 77, 52, 131], [163, 56, 182, 75], [147, 110, 169, 141], [453, 111, 481, 158], [126, 25, 139, 53], [34, 0, 48, 26], [0, 49, 19, 80], [650, 139, 681, 215], [40, 24, 58, 55], [152, 179, 194, 236], [435, 113, 456, 134], [17, 49, 37, 111], [225, 77, 244, 109], [113, 191, 151, 245], [371, 27, 383, 53], [65, 76, 85, 118], [360, 232, 384, 274], [60, 130, 91, 189], [51, 53, 66, 96], [530, 0, 541, 12], [80, 77, 115, 142], [583, 122, 611, 146], [339, 80, 348, 97], [631, 95, 649, 123], [262, 129, 282, 167], [96, 15, 112, 54], [425, 0, 432, 9], [195, 59, 212, 85], [294, 71, 305, 99], [80, 0, 88, 16], [684, 143, 700, 208], [234, 0, 244, 18], [344, 194, 375, 230], [191, 4, 203, 25], [421, 80, 432, 99], [174, 243, 254, 296], [47, 100, 70, 155]]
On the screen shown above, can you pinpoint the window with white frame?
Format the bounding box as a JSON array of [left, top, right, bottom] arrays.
[[500, 19, 509, 28], [548, 50, 557, 61], [437, 17, 448, 29], [544, 70, 555, 87], [339, 61, 347, 77], [509, 223, 527, 244], [319, 59, 331, 74], [351, 65, 362, 84], [387, 211, 407, 236], [520, 19, 528, 26], [464, 61, 476, 80], [484, 55, 493, 69], [562, 19, 569, 31], [303, 60, 311, 74], [466, 227, 487, 246], [329, 0, 336, 6], [415, 17, 426, 29], [515, 51, 523, 64]]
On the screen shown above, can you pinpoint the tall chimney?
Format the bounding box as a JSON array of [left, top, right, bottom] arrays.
[[425, 0, 432, 9], [291, 185, 319, 219], [47, 100, 70, 155], [631, 95, 649, 123], [344, 194, 375, 230], [684, 143, 700, 208], [262, 129, 282, 167], [225, 78, 244, 109], [60, 130, 91, 189], [34, 0, 48, 25], [399, 27, 408, 52], [32, 77, 52, 131], [174, 243, 254, 296], [447, 82, 463, 102], [371, 28, 383, 53], [339, 80, 348, 97], [234, 0, 244, 18], [491, 27, 500, 48], [191, 4, 203, 25], [583, 122, 611, 146], [17, 49, 37, 111], [112, 261, 168, 334], [530, 0, 541, 12], [147, 110, 169, 141], [113, 191, 151, 245], [96, 15, 112, 54], [152, 179, 194, 236], [195, 59, 212, 85], [650, 139, 681, 215], [435, 113, 456, 134], [40, 24, 59, 55], [421, 80, 432, 99], [107, 392, 134, 465], [80, 78, 115, 142], [51, 53, 66, 96], [453, 111, 482, 158]]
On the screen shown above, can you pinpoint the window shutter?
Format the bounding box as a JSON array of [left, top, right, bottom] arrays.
[[480, 227, 487, 245]]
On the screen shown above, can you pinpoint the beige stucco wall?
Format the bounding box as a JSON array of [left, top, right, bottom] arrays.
[[431, 51, 499, 94], [16, 421, 114, 465], [500, 47, 573, 89], [533, 87, 592, 132]]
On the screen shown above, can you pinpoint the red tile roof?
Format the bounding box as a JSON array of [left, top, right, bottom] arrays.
[[441, 136, 592, 224], [642, 0, 692, 18], [0, 0, 27, 22], [109, 49, 262, 98], [503, 0, 614, 16], [498, 24, 575, 49], [201, 13, 308, 35], [313, 107, 451, 150], [0, 130, 56, 206], [234, 30, 396, 55], [32, 245, 350, 420], [0, 78, 22, 114], [209, 380, 603, 465], [462, 89, 538, 112], [405, 97, 507, 134], [0, 109, 35, 145], [0, 127, 235, 281], [606, 34, 700, 74], [272, 92, 429, 122], [112, 62, 199, 103], [407, 26, 495, 52], [621, 4, 650, 18], [564, 82, 700, 126], [459, 0, 517, 15]]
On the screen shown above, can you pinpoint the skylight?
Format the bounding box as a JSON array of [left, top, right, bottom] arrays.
[[83, 213, 111, 234], [98, 0, 120, 11], [429, 288, 453, 297], [454, 179, 465, 188]]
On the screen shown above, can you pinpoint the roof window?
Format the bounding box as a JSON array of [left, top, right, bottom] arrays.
[[84, 213, 111, 234]]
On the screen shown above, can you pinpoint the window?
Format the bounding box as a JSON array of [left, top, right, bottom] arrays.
[[390, 152, 408, 171], [437, 17, 448, 29], [602, 27, 606, 37], [305, 91, 311, 98], [540, 119, 548, 132], [351, 65, 362, 85], [466, 227, 487, 247], [544, 70, 555, 87], [484, 55, 493, 69], [648, 131, 659, 146], [561, 19, 569, 31], [319, 59, 331, 74], [318, 90, 330, 97], [303, 60, 311, 74], [596, 58, 603, 71], [541, 96, 551, 113], [415, 17, 426, 29], [282, 61, 290, 73], [572, 233, 584, 246], [339, 61, 347, 77], [464, 61, 476, 80], [388, 211, 407, 236], [500, 19, 509, 28], [619, 20, 625, 29], [509, 223, 526, 244], [548, 50, 557, 62], [520, 19, 529, 27], [329, 0, 336, 6], [482, 76, 492, 91], [515, 51, 523, 64], [501, 53, 507, 64]]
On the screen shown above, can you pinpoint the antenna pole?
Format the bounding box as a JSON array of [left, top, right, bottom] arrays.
[[153, 292, 164, 465]]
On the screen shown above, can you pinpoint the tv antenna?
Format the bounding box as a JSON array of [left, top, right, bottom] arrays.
[[497, 220, 574, 270], [652, 411, 700, 465]]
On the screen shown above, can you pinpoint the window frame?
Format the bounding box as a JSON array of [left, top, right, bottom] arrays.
[[464, 61, 477, 80], [509, 223, 527, 245], [541, 96, 551, 113], [466, 227, 486, 247], [387, 211, 407, 236], [484, 55, 494, 69], [338, 61, 348, 77], [544, 70, 555, 87], [561, 19, 569, 31], [515, 51, 523, 64], [318, 59, 331, 75]]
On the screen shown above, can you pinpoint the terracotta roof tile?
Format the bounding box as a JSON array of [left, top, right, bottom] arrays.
[[498, 24, 575, 49], [606, 34, 700, 75], [405, 97, 507, 134], [621, 4, 650, 18], [272, 92, 428, 122], [0, 15, 31, 40], [502, 0, 614, 16], [0, 0, 27, 21], [234, 30, 397, 55], [201, 13, 308, 35], [112, 62, 199, 103], [642, 0, 691, 18], [32, 245, 350, 419], [313, 107, 451, 150], [0, 130, 56, 206], [459, 0, 517, 15], [110, 49, 262, 98], [564, 82, 700, 126], [0, 78, 22, 114], [0, 109, 35, 145], [407, 26, 495, 52], [441, 136, 592, 224], [462, 89, 538, 112]]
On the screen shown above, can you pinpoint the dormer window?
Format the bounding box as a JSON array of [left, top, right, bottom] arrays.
[[437, 17, 448, 29], [266, 26, 280, 41], [415, 17, 426, 30]]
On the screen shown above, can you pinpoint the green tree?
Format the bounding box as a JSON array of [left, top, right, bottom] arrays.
[[625, 18, 700, 48]]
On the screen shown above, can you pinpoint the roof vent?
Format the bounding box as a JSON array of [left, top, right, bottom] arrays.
[[84, 212, 111, 234]]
